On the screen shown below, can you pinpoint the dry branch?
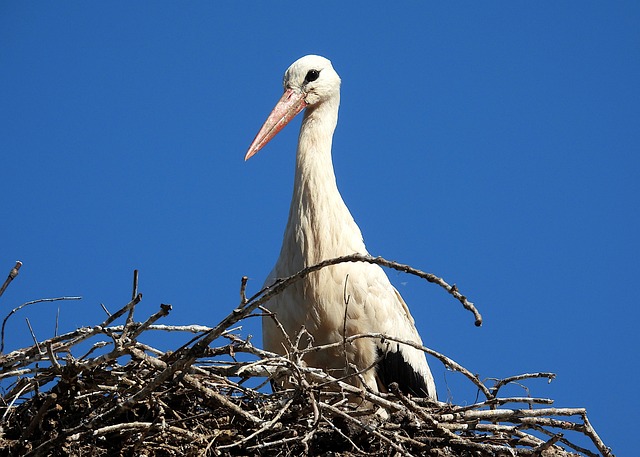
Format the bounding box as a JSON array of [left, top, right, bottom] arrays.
[[0, 258, 613, 457], [0, 261, 22, 300]]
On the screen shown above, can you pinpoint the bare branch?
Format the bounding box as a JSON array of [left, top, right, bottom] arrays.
[[1, 296, 82, 353], [0, 267, 612, 457], [0, 261, 22, 300], [248, 254, 482, 326]]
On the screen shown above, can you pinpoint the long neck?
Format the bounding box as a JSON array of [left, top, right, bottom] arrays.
[[277, 94, 367, 272]]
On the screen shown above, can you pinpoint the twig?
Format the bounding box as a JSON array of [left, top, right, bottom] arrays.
[[450, 396, 554, 413], [1, 382, 30, 422], [582, 412, 614, 457], [532, 433, 563, 454], [126, 346, 263, 426], [22, 393, 57, 440], [122, 270, 140, 340], [45, 342, 62, 374], [25, 318, 41, 354], [321, 416, 366, 454], [100, 303, 111, 317], [100, 293, 142, 329], [491, 372, 557, 394], [318, 401, 414, 456], [0, 261, 22, 300], [1, 296, 82, 353], [239, 276, 249, 305], [437, 407, 587, 423], [55, 306, 60, 337], [342, 274, 350, 370], [129, 303, 172, 339], [248, 254, 482, 326], [217, 396, 295, 450], [131, 269, 139, 301], [302, 331, 492, 399], [259, 305, 294, 353]]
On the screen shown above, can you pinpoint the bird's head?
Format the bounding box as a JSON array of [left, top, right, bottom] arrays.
[[283, 55, 341, 106], [245, 55, 341, 160]]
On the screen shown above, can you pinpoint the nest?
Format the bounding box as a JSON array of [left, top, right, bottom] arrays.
[[0, 257, 613, 456]]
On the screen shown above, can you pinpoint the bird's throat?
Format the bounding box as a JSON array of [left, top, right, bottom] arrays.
[[279, 98, 366, 270]]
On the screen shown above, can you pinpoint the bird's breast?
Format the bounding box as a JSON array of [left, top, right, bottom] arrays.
[[264, 262, 381, 374]]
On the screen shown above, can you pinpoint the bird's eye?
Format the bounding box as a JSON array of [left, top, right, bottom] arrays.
[[305, 69, 320, 83]]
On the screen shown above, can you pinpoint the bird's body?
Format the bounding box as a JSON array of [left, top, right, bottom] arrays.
[[246, 55, 436, 399]]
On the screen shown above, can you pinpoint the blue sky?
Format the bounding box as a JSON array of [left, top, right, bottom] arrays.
[[1, 2, 638, 454]]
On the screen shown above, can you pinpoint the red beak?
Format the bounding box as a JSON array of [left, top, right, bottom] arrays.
[[245, 88, 307, 161]]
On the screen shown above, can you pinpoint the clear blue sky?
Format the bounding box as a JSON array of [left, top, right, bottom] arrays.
[[1, 3, 637, 454]]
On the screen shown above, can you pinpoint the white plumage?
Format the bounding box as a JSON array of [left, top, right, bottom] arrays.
[[246, 55, 436, 399]]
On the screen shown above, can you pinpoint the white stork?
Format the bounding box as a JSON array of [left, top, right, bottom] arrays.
[[246, 55, 436, 399]]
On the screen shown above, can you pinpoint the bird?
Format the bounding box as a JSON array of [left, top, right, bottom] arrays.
[[245, 55, 436, 400]]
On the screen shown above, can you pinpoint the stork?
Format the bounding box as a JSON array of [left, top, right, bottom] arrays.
[[246, 55, 436, 399]]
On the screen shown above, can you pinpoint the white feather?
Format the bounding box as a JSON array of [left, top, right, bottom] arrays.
[[251, 55, 436, 399]]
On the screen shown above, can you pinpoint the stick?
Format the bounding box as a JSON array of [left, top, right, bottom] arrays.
[[1, 296, 82, 353], [0, 261, 22, 300]]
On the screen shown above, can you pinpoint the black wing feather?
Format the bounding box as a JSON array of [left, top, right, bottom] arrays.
[[376, 345, 434, 398]]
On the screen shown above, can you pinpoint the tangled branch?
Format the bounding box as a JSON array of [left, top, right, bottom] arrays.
[[0, 258, 613, 456]]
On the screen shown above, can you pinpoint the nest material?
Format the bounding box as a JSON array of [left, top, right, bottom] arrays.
[[0, 258, 614, 456]]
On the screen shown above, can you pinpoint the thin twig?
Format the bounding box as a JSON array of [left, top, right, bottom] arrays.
[[319, 401, 414, 456], [129, 303, 172, 339], [123, 270, 140, 340], [55, 306, 60, 337], [491, 372, 557, 395], [248, 254, 482, 326], [1, 296, 82, 353], [25, 318, 41, 354], [131, 269, 139, 301], [582, 412, 614, 457], [302, 331, 492, 399], [239, 276, 249, 305], [0, 261, 22, 300]]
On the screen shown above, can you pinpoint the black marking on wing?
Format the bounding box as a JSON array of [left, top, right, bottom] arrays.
[[376, 345, 433, 398]]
